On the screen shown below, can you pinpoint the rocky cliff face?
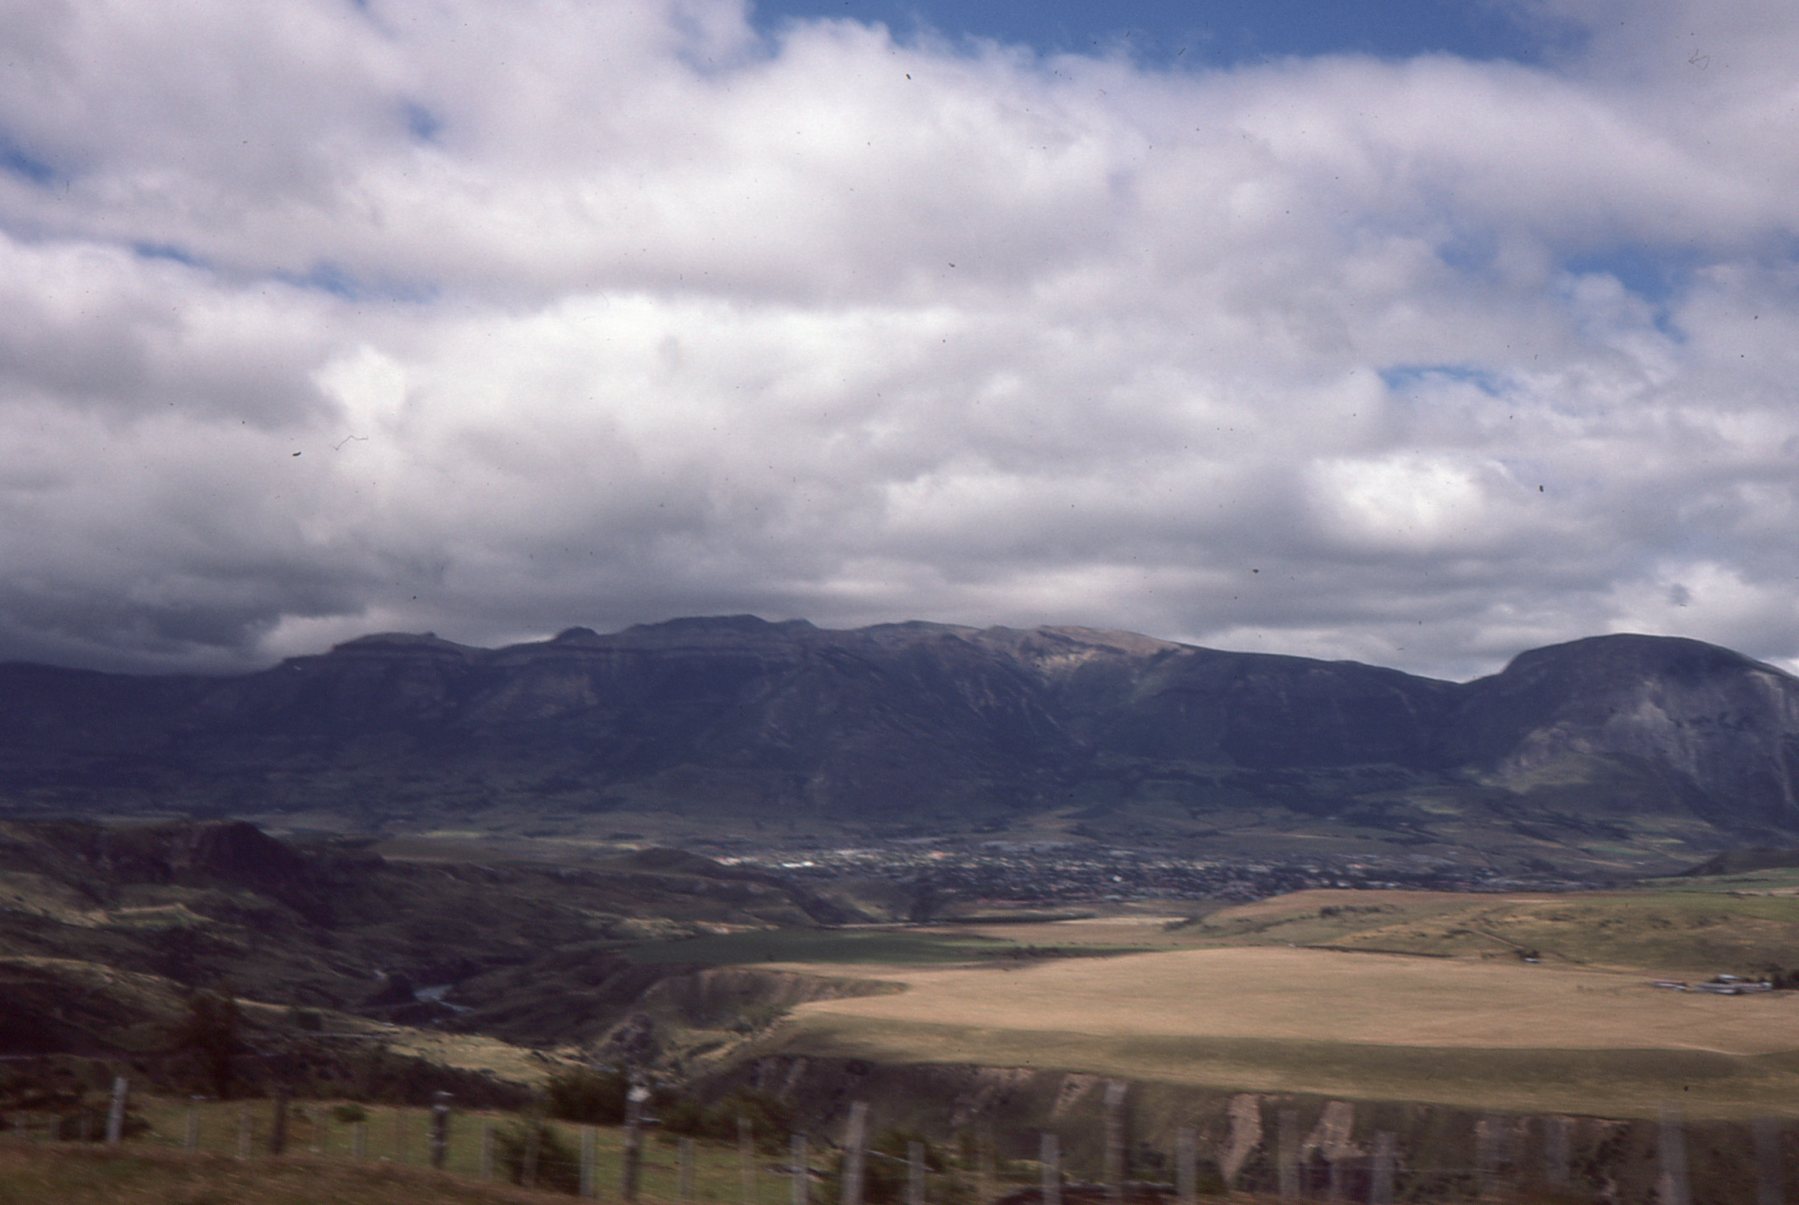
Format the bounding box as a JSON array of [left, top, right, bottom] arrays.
[[2, 618, 1796, 852]]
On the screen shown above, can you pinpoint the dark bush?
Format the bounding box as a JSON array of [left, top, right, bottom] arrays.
[[495, 1117, 582, 1195], [546, 1066, 628, 1125], [654, 1089, 795, 1153]]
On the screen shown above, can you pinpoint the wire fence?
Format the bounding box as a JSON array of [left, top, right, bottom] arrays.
[[0, 1077, 1790, 1204]]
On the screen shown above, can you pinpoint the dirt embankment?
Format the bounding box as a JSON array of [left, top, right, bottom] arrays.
[[698, 1054, 1774, 1205], [634, 967, 892, 1030]]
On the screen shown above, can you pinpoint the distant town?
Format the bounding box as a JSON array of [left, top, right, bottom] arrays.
[[720, 841, 1602, 906]]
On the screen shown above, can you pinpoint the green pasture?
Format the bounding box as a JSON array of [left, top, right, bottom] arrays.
[[13, 1095, 822, 1204], [620, 927, 1020, 967]]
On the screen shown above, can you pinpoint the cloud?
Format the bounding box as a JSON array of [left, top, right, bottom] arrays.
[[1, 0, 1797, 680]]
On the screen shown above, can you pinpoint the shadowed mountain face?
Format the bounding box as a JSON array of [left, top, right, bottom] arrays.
[[1, 619, 1796, 860]]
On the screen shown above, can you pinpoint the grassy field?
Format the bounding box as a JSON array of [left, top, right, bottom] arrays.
[[4, 1096, 823, 1205], [741, 883, 1799, 1121], [947, 885, 1799, 978], [621, 927, 1026, 967], [0, 1142, 574, 1205]]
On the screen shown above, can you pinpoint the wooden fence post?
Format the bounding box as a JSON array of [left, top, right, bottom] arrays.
[[393, 1107, 407, 1164], [269, 1091, 289, 1156], [1658, 1106, 1691, 1205], [908, 1140, 926, 1205], [741, 1115, 758, 1205], [580, 1126, 597, 1198], [354, 1120, 368, 1160], [1176, 1126, 1197, 1205], [1543, 1116, 1570, 1189], [430, 1092, 451, 1170], [681, 1136, 698, 1202], [622, 1083, 650, 1201], [979, 1123, 996, 1205], [792, 1133, 810, 1205], [104, 1076, 129, 1146], [237, 1103, 252, 1159], [480, 1119, 493, 1180], [1755, 1116, 1785, 1205], [1370, 1132, 1395, 1205], [1475, 1115, 1498, 1199], [184, 1099, 200, 1152], [1278, 1109, 1299, 1202], [1104, 1081, 1127, 1205], [1040, 1132, 1061, 1205], [840, 1101, 870, 1205], [524, 1117, 542, 1189]]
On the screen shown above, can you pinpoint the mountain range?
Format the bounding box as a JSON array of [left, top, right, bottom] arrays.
[[2, 618, 1796, 870]]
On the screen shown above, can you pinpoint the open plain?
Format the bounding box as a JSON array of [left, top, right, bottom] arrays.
[[755, 879, 1799, 1121]]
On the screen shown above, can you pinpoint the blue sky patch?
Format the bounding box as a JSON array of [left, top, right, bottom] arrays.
[[275, 261, 438, 305], [1379, 363, 1504, 396], [0, 132, 56, 186], [751, 0, 1559, 67], [132, 242, 208, 269], [403, 102, 443, 143]]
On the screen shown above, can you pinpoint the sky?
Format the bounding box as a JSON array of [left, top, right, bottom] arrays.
[[1, 0, 1797, 682]]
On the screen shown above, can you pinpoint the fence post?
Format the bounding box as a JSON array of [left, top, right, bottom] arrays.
[[1104, 1081, 1127, 1205], [681, 1136, 697, 1202], [1755, 1116, 1785, 1205], [354, 1120, 368, 1160], [1040, 1132, 1061, 1205], [1176, 1126, 1197, 1205], [105, 1076, 129, 1146], [581, 1126, 598, 1198], [1370, 1131, 1395, 1205], [622, 1082, 650, 1201], [523, 1117, 542, 1189], [393, 1107, 407, 1164], [841, 1101, 870, 1205], [237, 1103, 252, 1159], [792, 1133, 810, 1205], [909, 1140, 926, 1205], [979, 1123, 995, 1205], [1658, 1106, 1691, 1205], [430, 1092, 451, 1170], [269, 1090, 289, 1156], [1278, 1109, 1299, 1202], [1475, 1115, 1498, 1199], [741, 1115, 758, 1205], [480, 1119, 493, 1180], [184, 1099, 201, 1152], [1543, 1116, 1570, 1189]]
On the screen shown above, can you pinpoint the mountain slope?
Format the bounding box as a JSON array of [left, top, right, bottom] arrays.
[[2, 619, 1797, 863]]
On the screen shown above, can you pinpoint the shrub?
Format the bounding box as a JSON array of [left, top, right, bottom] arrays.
[[825, 1128, 971, 1205], [545, 1066, 628, 1125], [495, 1117, 582, 1195], [654, 1090, 796, 1153]]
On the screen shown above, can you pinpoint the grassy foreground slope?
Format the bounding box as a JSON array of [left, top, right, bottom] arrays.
[[759, 880, 1799, 1121], [0, 1144, 569, 1205]]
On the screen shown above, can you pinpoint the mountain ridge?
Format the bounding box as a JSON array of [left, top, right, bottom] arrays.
[[2, 618, 1796, 869]]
